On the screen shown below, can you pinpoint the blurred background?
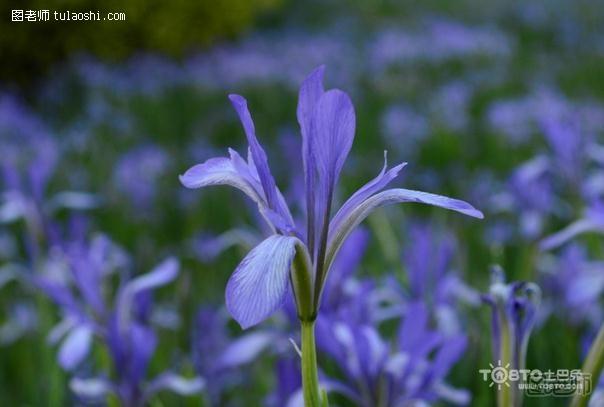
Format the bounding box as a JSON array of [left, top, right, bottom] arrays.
[[1, 0, 603, 405]]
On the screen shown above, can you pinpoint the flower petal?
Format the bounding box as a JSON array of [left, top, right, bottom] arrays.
[[313, 89, 356, 185], [46, 191, 99, 213], [228, 94, 279, 210], [540, 218, 604, 250], [147, 373, 205, 397], [429, 335, 467, 382], [330, 153, 406, 234], [218, 331, 275, 368], [179, 156, 264, 204], [226, 235, 298, 329], [326, 188, 483, 272], [311, 88, 356, 264], [58, 325, 93, 371], [297, 66, 326, 140], [70, 377, 113, 400], [117, 258, 179, 329], [297, 66, 325, 252]]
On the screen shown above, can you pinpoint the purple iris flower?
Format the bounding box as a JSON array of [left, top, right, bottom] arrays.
[[180, 65, 483, 330], [37, 236, 202, 406], [312, 301, 470, 407], [482, 266, 541, 407]]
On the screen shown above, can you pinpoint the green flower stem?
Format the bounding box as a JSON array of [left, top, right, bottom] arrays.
[[571, 322, 604, 407], [497, 307, 514, 407], [301, 320, 322, 407]]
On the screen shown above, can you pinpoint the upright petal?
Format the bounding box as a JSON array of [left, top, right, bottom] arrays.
[[312, 89, 356, 191], [228, 95, 279, 210], [429, 335, 467, 382], [399, 302, 429, 351], [297, 66, 326, 139], [129, 323, 158, 384], [311, 88, 356, 280], [226, 235, 298, 329], [326, 188, 483, 274], [297, 66, 325, 251]]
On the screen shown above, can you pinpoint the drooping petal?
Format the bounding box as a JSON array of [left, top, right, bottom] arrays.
[[217, 331, 275, 368], [330, 153, 406, 234], [181, 150, 293, 233], [226, 235, 298, 329], [46, 191, 100, 213], [116, 258, 179, 329], [540, 218, 604, 250], [123, 258, 179, 294], [70, 377, 114, 400], [48, 318, 77, 345], [58, 325, 93, 370], [146, 373, 205, 398], [326, 188, 483, 273], [179, 156, 264, 204]]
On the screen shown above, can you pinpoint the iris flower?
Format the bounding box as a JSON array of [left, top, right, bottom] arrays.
[[37, 236, 203, 406], [180, 66, 482, 405], [482, 266, 541, 407]]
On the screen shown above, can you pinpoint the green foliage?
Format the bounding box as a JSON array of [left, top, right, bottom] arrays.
[[0, 0, 282, 86]]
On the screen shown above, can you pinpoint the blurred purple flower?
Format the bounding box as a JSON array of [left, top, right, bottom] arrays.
[[113, 144, 171, 211], [37, 236, 201, 406], [403, 223, 480, 334], [482, 266, 541, 407], [539, 244, 604, 328], [429, 81, 473, 132], [312, 301, 470, 406], [380, 105, 429, 157], [370, 20, 511, 71], [0, 95, 98, 260]]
